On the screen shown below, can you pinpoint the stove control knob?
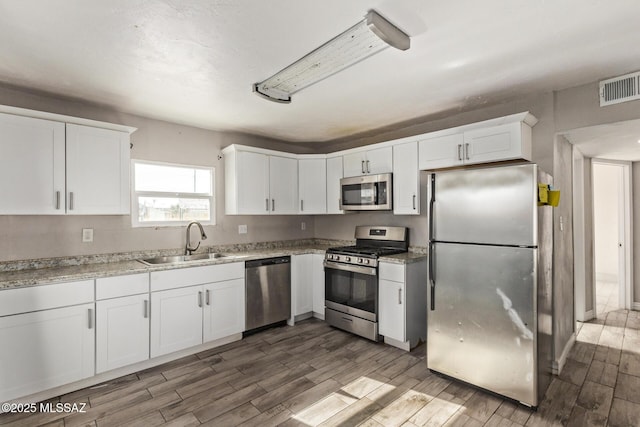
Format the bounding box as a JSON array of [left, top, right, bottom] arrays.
[[364, 258, 370, 265], [329, 254, 336, 260], [345, 256, 351, 262], [357, 258, 363, 264]]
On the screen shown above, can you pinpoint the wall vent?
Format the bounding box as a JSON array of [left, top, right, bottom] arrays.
[[599, 71, 640, 106]]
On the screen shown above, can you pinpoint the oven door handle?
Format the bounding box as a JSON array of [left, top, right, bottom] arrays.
[[324, 261, 377, 276]]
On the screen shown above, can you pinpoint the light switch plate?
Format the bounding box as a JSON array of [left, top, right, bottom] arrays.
[[238, 225, 248, 234], [82, 228, 94, 243]]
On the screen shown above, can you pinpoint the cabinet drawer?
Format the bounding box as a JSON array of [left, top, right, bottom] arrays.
[[0, 280, 94, 317], [96, 273, 149, 300], [150, 262, 245, 292], [379, 263, 405, 283]]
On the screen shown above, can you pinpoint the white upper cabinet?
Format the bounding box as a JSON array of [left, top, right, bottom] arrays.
[[393, 141, 420, 215], [66, 124, 130, 215], [0, 107, 135, 215], [0, 113, 66, 214], [224, 146, 298, 215], [234, 150, 270, 214], [269, 155, 298, 214], [298, 157, 327, 214], [326, 155, 343, 214], [343, 146, 393, 177], [419, 113, 535, 171], [463, 122, 531, 165], [418, 133, 465, 170]]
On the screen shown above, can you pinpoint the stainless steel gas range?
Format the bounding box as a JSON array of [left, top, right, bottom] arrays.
[[324, 226, 408, 341]]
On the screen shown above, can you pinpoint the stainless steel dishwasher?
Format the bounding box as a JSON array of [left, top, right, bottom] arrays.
[[245, 256, 291, 332]]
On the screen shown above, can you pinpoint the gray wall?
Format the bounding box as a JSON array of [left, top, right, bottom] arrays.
[[553, 135, 575, 360], [634, 162, 640, 307], [0, 85, 315, 261]]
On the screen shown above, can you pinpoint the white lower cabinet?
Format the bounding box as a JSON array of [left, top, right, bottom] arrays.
[[292, 254, 313, 316], [150, 286, 204, 358], [150, 263, 245, 358], [312, 254, 325, 318], [203, 279, 245, 342], [0, 303, 95, 402], [379, 279, 406, 343], [96, 294, 150, 373], [378, 261, 427, 350]]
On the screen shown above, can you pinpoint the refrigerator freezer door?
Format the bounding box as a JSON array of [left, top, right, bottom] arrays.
[[431, 164, 537, 246], [427, 242, 538, 406]]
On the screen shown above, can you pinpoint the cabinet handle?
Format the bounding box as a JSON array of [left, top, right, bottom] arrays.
[[457, 144, 462, 161], [88, 308, 93, 329], [300, 199, 304, 211], [272, 199, 275, 212], [465, 143, 470, 160], [69, 192, 74, 210], [205, 290, 210, 306], [398, 288, 402, 304], [265, 198, 269, 211], [144, 300, 149, 318], [55, 191, 61, 210], [412, 194, 416, 210], [366, 160, 370, 174], [361, 160, 365, 174], [198, 291, 203, 308]]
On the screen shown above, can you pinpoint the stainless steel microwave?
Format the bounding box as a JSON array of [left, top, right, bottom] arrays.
[[340, 173, 392, 211]]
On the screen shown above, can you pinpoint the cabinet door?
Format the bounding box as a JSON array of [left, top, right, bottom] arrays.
[[236, 151, 270, 214], [342, 152, 367, 178], [0, 303, 95, 402], [269, 155, 298, 214], [311, 254, 325, 317], [418, 133, 464, 170], [326, 156, 343, 214], [298, 158, 327, 214], [291, 254, 313, 316], [463, 122, 525, 165], [150, 286, 203, 357], [203, 278, 245, 342], [0, 113, 66, 214], [365, 146, 393, 175], [393, 141, 420, 215], [378, 279, 405, 342], [96, 294, 150, 373], [66, 124, 130, 214]]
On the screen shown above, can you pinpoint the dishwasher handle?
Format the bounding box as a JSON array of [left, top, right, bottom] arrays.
[[245, 256, 291, 269]]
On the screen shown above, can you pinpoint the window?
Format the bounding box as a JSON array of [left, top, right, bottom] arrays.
[[131, 160, 214, 227]]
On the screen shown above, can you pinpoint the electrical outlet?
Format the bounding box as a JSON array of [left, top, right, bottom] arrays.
[[82, 228, 94, 243], [301, 222, 306, 230], [238, 224, 248, 234]]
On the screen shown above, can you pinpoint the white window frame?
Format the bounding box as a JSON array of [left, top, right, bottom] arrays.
[[131, 159, 215, 228]]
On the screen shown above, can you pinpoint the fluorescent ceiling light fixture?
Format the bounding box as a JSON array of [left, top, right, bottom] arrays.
[[253, 10, 410, 104]]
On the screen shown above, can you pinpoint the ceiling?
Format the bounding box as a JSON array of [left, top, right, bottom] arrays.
[[1, 0, 640, 144], [563, 120, 640, 162]]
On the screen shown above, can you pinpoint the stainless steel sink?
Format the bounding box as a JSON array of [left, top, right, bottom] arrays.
[[138, 253, 238, 266]]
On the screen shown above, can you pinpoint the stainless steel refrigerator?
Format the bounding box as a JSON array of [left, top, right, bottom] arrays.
[[426, 163, 553, 407]]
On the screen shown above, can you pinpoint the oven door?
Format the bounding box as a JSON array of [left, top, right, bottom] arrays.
[[340, 174, 392, 211], [324, 261, 378, 322]]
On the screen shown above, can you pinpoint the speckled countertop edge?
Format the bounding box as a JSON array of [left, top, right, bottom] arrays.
[[0, 240, 427, 290]]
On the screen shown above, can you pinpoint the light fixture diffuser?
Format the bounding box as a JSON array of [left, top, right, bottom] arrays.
[[253, 10, 410, 103]]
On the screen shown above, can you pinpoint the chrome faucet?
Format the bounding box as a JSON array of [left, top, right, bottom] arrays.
[[185, 221, 207, 255]]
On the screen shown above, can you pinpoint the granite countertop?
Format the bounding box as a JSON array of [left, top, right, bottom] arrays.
[[0, 242, 427, 290]]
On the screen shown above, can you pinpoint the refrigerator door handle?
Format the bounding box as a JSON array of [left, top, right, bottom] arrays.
[[429, 173, 436, 310], [429, 241, 435, 310]]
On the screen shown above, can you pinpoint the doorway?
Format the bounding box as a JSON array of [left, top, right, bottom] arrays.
[[592, 160, 632, 318]]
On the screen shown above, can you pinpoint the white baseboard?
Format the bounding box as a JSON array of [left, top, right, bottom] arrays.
[[383, 336, 411, 352], [632, 302, 640, 311], [552, 332, 576, 375]]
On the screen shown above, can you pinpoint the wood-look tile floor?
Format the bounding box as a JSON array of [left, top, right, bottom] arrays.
[[2, 311, 640, 427]]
